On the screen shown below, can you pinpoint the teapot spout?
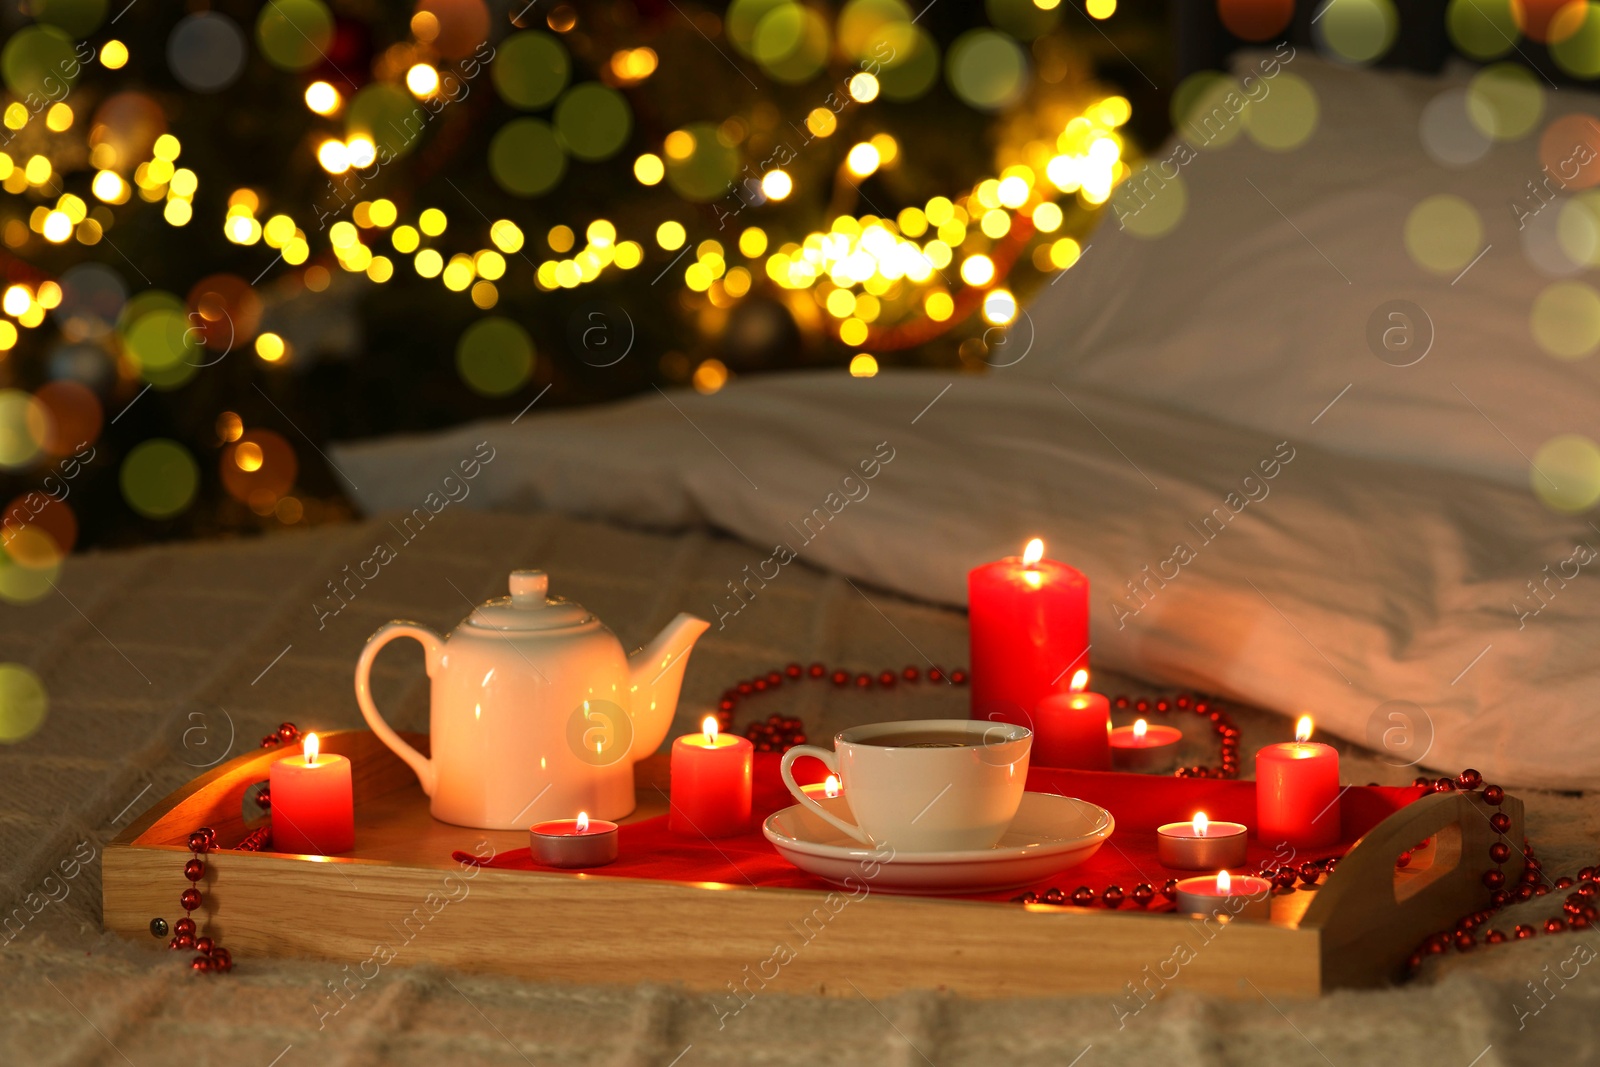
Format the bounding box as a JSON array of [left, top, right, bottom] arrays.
[[628, 612, 711, 758]]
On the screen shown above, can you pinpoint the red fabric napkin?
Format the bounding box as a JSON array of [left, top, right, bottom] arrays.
[[454, 754, 1425, 904]]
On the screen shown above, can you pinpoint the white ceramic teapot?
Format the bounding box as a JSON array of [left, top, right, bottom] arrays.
[[354, 569, 709, 829]]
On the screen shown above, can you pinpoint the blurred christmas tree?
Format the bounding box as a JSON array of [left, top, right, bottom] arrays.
[[0, 0, 1159, 592]]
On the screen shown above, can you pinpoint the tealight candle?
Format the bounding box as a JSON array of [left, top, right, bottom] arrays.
[[268, 733, 354, 855], [669, 716, 754, 838], [1109, 718, 1182, 773], [529, 811, 619, 868], [1256, 716, 1341, 848], [968, 538, 1090, 727], [1174, 869, 1273, 921], [1157, 812, 1249, 870], [1033, 669, 1112, 770], [801, 774, 842, 800]]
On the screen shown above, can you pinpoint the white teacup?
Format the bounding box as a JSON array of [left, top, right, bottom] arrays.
[[779, 719, 1032, 852]]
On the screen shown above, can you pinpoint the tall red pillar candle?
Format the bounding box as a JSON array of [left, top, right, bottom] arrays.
[[269, 733, 355, 855], [1032, 669, 1111, 770], [968, 538, 1090, 729], [1256, 716, 1341, 848], [669, 717, 753, 838]]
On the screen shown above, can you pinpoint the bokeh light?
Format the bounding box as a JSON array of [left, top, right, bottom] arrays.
[[167, 12, 247, 92], [1315, 0, 1399, 64], [348, 83, 420, 161], [1532, 434, 1600, 513], [752, 5, 831, 83], [0, 391, 49, 469], [0, 664, 47, 744], [986, 0, 1061, 39], [693, 358, 729, 394], [1467, 64, 1545, 141], [2, 27, 80, 99], [222, 429, 297, 508], [305, 81, 341, 115], [1558, 193, 1600, 267], [187, 274, 262, 353], [1404, 194, 1483, 274], [1525, 195, 1586, 275], [456, 317, 535, 396], [1172, 73, 1247, 150], [2, 493, 77, 569], [1243, 73, 1319, 150], [1446, 0, 1520, 59], [946, 30, 1028, 110], [876, 25, 940, 101], [91, 92, 167, 165], [1539, 114, 1600, 191], [664, 122, 740, 203], [0, 546, 57, 605], [1114, 166, 1187, 239], [493, 31, 570, 110], [1419, 89, 1492, 167], [120, 439, 199, 519], [554, 84, 632, 161], [1219, 0, 1295, 40], [1551, 2, 1600, 77], [123, 303, 202, 386], [414, 0, 490, 59], [1531, 281, 1600, 359], [255, 0, 334, 72], [33, 0, 108, 36], [489, 118, 566, 196], [33, 380, 101, 456]]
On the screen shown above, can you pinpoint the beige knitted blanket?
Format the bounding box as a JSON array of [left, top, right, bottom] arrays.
[[2, 511, 1594, 1065]]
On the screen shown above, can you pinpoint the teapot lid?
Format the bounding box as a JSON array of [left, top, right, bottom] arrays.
[[467, 570, 594, 631]]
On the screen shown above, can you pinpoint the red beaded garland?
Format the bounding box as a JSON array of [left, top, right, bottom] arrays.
[[151, 726, 293, 973], [715, 670, 1235, 777]]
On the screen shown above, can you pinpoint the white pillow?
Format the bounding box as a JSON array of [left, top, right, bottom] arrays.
[[1016, 51, 1600, 499]]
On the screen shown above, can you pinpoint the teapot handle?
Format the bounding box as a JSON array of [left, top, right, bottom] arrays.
[[354, 621, 443, 796]]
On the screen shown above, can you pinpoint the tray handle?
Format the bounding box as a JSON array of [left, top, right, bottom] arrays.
[[1300, 789, 1525, 987]]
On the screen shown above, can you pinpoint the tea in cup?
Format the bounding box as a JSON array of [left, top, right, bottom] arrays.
[[779, 719, 1031, 851]]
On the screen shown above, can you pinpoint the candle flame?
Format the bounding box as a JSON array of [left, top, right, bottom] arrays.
[[825, 774, 840, 798], [1193, 812, 1208, 837], [703, 716, 718, 744], [1217, 869, 1231, 894], [304, 732, 319, 765], [1133, 718, 1147, 741], [576, 811, 589, 833], [1069, 669, 1089, 694], [1022, 538, 1044, 566], [1295, 715, 1313, 743]]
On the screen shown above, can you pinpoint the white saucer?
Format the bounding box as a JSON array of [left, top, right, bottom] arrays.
[[763, 791, 1114, 896]]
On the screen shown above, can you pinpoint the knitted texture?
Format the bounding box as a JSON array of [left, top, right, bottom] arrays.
[[0, 510, 1590, 1064]]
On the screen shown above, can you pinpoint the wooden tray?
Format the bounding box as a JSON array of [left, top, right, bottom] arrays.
[[104, 730, 1524, 1000]]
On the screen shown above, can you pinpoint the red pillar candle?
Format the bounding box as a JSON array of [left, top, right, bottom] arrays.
[[968, 538, 1090, 728], [1256, 716, 1341, 848], [268, 733, 355, 855], [669, 717, 753, 838], [1033, 669, 1111, 770]]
